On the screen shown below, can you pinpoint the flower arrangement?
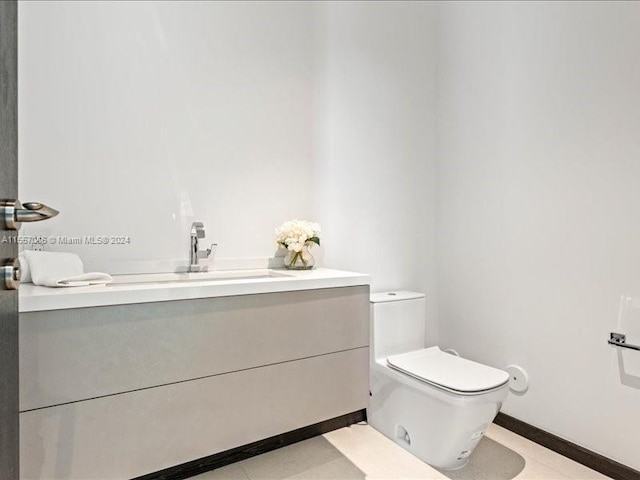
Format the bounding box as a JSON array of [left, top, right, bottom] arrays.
[[275, 219, 321, 270]]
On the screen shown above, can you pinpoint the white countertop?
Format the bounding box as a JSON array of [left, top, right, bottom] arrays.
[[19, 268, 371, 313]]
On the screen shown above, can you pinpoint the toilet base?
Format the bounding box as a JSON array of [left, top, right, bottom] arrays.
[[443, 458, 470, 471], [367, 362, 508, 470]]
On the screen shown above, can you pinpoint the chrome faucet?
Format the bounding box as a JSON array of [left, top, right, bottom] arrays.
[[189, 222, 216, 272]]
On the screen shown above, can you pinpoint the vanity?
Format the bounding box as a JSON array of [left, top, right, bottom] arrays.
[[19, 268, 370, 479]]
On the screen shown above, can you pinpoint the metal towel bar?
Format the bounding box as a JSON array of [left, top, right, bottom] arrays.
[[608, 332, 640, 352]]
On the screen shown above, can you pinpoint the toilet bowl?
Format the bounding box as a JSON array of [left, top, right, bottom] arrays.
[[367, 291, 509, 470]]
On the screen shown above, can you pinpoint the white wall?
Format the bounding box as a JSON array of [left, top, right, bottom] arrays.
[[315, 1, 439, 340], [19, 1, 318, 272], [437, 2, 640, 469], [19, 0, 439, 326]]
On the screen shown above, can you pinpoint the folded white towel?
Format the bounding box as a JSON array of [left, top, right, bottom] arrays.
[[22, 250, 113, 287], [18, 252, 32, 283]]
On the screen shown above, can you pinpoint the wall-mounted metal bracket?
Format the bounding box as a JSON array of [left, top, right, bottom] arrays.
[[608, 332, 640, 352]]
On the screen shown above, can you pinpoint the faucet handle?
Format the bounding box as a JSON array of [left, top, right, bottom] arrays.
[[197, 244, 217, 259]]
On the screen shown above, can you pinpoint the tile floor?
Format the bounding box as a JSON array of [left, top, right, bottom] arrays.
[[193, 423, 611, 480]]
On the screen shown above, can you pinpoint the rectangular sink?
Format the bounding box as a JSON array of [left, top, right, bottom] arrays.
[[108, 269, 294, 286]]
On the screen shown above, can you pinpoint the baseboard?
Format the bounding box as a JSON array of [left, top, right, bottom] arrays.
[[132, 409, 367, 480], [494, 413, 639, 480]]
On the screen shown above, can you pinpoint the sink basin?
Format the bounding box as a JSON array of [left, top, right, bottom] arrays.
[[109, 269, 293, 286]]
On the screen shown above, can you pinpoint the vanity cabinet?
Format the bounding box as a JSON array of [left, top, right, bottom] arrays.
[[19, 286, 369, 479]]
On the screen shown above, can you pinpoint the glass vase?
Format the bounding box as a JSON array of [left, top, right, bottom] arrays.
[[284, 246, 315, 270]]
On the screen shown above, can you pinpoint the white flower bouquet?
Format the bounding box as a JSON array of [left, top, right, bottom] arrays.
[[275, 219, 321, 269]]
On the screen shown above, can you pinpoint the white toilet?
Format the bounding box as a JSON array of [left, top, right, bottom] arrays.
[[367, 291, 510, 470]]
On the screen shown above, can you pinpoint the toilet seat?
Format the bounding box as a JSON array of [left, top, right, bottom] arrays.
[[387, 347, 510, 395]]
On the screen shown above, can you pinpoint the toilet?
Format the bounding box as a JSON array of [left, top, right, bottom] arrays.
[[367, 291, 510, 470]]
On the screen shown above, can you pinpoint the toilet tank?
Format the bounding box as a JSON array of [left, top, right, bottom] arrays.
[[370, 291, 426, 361]]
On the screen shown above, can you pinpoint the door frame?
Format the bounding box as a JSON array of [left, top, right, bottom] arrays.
[[0, 1, 20, 478]]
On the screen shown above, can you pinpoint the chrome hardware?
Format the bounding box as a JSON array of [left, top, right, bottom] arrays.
[[189, 222, 216, 272], [1, 199, 59, 231], [608, 332, 640, 352], [1, 258, 21, 290]]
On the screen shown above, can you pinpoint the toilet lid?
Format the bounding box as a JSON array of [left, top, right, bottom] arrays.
[[387, 347, 510, 394]]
